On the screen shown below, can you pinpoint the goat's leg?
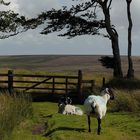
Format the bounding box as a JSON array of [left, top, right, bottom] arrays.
[[88, 115, 91, 132], [97, 118, 101, 135]]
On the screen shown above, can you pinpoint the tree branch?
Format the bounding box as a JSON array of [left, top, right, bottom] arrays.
[[71, 1, 96, 14], [0, 0, 10, 6], [108, 0, 112, 9], [0, 29, 27, 39], [126, 0, 132, 3]]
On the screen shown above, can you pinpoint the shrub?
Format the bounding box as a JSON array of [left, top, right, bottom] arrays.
[[108, 90, 140, 112], [106, 78, 140, 90]]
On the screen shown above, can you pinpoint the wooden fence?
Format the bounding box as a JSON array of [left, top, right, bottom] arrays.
[[0, 70, 95, 99]]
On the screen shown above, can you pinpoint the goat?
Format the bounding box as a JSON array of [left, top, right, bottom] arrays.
[[58, 96, 83, 115], [84, 88, 114, 135], [58, 96, 72, 106], [60, 104, 83, 115]]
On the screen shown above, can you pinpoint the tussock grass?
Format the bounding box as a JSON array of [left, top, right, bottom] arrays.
[[0, 91, 32, 140], [108, 90, 140, 112]]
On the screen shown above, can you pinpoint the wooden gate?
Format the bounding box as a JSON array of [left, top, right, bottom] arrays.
[[0, 70, 95, 99]]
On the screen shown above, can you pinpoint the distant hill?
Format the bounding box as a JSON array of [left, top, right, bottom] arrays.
[[0, 55, 139, 77]]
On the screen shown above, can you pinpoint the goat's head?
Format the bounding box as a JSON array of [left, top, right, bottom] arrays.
[[105, 88, 114, 100], [58, 96, 72, 107]]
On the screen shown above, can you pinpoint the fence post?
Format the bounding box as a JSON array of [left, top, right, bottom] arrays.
[[8, 70, 13, 94], [65, 77, 68, 95], [102, 77, 105, 87], [78, 70, 82, 102], [52, 77, 55, 94], [91, 80, 95, 92]]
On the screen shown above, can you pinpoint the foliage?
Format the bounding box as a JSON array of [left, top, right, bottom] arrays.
[[0, 0, 25, 39], [0, 0, 10, 6], [99, 56, 115, 69], [0, 0, 43, 39], [0, 10, 28, 39], [30, 1, 107, 38]]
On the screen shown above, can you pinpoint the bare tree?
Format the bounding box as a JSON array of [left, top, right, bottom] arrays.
[[126, 0, 134, 78]]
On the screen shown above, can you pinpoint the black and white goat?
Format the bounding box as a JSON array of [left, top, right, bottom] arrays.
[[84, 88, 114, 135], [58, 96, 83, 115]]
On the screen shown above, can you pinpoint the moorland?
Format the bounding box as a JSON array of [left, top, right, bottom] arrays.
[[0, 55, 140, 140]]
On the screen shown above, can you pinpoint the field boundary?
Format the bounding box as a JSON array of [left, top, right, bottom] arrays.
[[0, 70, 95, 100]]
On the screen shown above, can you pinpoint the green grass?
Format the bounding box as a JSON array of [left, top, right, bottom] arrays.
[[0, 67, 140, 140], [10, 102, 140, 140]]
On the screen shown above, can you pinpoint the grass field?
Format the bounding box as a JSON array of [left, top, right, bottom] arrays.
[[0, 55, 140, 140], [9, 102, 140, 140]]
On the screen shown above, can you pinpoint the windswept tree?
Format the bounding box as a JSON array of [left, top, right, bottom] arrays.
[[27, 0, 123, 77], [0, 0, 128, 78], [126, 0, 134, 78]]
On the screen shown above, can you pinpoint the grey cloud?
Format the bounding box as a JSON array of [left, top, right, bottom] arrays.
[[4, 0, 61, 17], [0, 0, 139, 56]]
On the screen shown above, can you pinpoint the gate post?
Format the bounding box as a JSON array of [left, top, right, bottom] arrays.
[[102, 77, 106, 88], [91, 80, 95, 92], [65, 77, 68, 95], [8, 70, 13, 95], [52, 77, 55, 94], [78, 70, 82, 102]]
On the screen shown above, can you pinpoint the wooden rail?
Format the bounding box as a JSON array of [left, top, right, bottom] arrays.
[[0, 70, 95, 99]]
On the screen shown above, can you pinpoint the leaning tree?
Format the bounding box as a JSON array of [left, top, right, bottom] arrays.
[[26, 0, 123, 77]]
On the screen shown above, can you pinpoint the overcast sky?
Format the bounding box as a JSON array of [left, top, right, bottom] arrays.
[[0, 0, 140, 56]]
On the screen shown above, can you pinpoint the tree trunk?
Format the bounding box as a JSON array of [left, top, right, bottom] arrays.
[[126, 0, 134, 78], [112, 36, 123, 77], [102, 4, 123, 78]]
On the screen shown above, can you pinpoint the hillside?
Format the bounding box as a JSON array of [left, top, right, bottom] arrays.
[[0, 55, 140, 77]]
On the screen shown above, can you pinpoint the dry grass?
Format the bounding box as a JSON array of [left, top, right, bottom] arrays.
[[0, 55, 139, 78], [108, 89, 140, 112]]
